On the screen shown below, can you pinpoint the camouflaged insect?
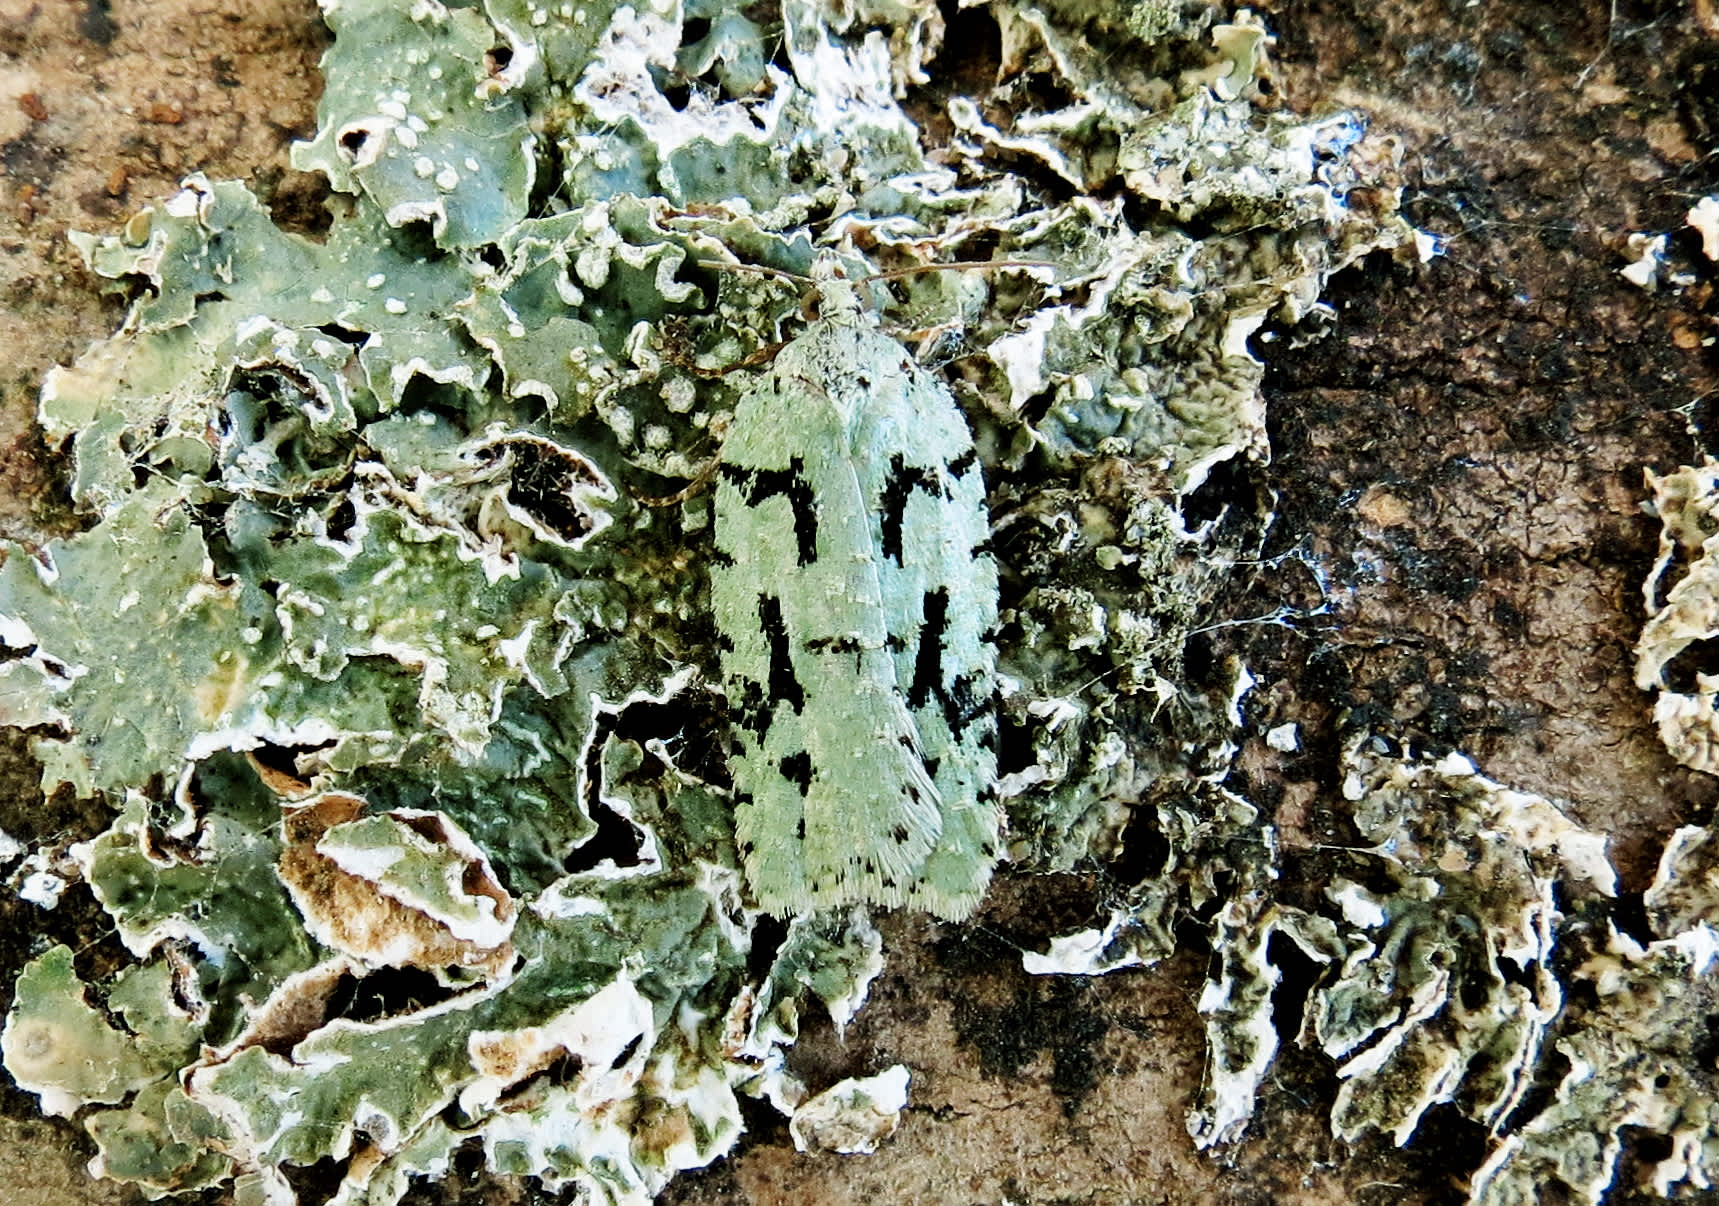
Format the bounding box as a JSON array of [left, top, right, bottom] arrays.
[[712, 265, 1001, 920]]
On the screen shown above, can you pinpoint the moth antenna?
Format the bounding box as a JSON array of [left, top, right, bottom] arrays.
[[856, 260, 1056, 354], [668, 340, 788, 379], [695, 257, 1055, 325], [861, 259, 1058, 339], [633, 459, 721, 508], [631, 418, 730, 508], [860, 258, 1058, 285], [690, 259, 815, 288], [691, 257, 1054, 287], [691, 257, 828, 320]]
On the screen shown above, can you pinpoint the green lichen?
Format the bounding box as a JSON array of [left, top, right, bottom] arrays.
[[78, 772, 318, 1024], [293, 0, 535, 248], [1639, 460, 1719, 773], [1254, 736, 1719, 1206], [1469, 823, 1719, 1205], [1, 946, 188, 1117], [1297, 740, 1615, 1149], [0, 0, 1419, 1201]]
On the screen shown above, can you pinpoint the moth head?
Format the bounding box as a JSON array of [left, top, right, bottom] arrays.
[[804, 256, 866, 326]]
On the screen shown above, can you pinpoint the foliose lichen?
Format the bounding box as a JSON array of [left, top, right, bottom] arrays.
[[0, 0, 1425, 1201], [1270, 736, 1719, 1206], [1467, 822, 1719, 1206], [1638, 459, 1719, 773], [1291, 739, 1616, 1153]]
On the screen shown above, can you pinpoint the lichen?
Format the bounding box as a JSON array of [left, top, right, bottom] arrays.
[[1638, 459, 1719, 773], [1294, 739, 1615, 1151], [1236, 734, 1719, 1206], [788, 1064, 910, 1155], [1014, 708, 1719, 1206], [1468, 827, 1719, 1206], [0, 0, 1416, 1201]]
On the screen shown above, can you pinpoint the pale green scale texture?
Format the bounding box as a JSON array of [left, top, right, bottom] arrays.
[[848, 306, 1000, 916], [713, 279, 999, 920]]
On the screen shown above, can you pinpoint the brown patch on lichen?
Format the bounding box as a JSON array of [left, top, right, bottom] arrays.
[[277, 794, 515, 979], [208, 957, 354, 1058]]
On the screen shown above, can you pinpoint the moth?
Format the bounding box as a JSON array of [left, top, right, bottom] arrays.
[[711, 262, 1002, 920]]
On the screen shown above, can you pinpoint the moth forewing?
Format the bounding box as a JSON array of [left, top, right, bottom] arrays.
[[849, 323, 1001, 919], [712, 269, 1001, 920]]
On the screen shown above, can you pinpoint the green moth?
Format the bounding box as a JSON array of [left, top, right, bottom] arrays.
[[711, 265, 1001, 920]]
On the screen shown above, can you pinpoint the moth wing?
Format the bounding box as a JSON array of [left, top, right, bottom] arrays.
[[714, 338, 946, 915], [745, 657, 943, 912], [843, 324, 1002, 919]]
